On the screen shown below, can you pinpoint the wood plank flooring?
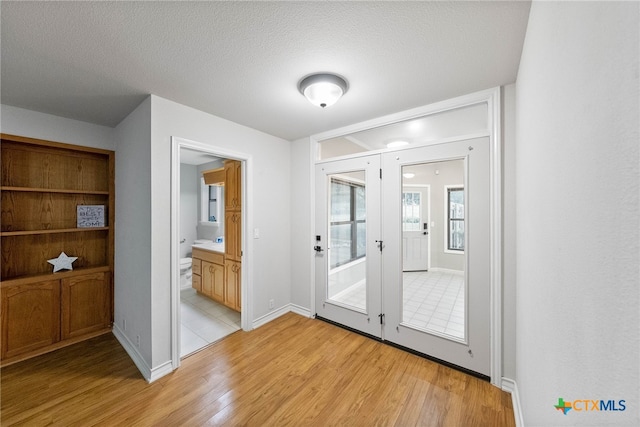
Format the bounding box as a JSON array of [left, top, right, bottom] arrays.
[[1, 313, 515, 426]]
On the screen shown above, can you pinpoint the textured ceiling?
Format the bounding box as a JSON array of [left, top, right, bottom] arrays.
[[1, 1, 531, 141]]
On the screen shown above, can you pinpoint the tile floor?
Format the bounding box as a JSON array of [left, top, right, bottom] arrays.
[[180, 287, 241, 358], [402, 270, 465, 339], [329, 270, 465, 339]]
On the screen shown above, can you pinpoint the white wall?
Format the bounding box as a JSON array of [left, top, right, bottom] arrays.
[[149, 95, 292, 367], [290, 137, 313, 311], [516, 2, 639, 425], [113, 97, 153, 365], [179, 164, 198, 258], [1, 104, 114, 150]]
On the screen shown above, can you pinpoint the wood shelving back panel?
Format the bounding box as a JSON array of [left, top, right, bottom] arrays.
[[1, 231, 108, 280], [1, 192, 109, 232], [1, 141, 109, 192]]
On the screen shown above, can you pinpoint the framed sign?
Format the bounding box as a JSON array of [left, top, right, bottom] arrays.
[[77, 205, 105, 228]]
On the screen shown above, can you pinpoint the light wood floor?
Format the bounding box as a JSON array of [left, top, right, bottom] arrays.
[[1, 312, 515, 426]]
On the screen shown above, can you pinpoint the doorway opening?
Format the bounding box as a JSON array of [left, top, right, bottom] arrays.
[[170, 137, 250, 368]]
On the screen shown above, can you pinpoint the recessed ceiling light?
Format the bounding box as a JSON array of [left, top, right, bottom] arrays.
[[403, 173, 415, 179], [386, 140, 409, 148], [298, 73, 348, 108]]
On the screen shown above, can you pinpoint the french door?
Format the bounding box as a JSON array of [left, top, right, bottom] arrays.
[[382, 137, 490, 376], [315, 137, 491, 377], [314, 155, 382, 338]]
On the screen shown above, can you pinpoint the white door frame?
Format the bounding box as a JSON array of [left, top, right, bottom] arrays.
[[309, 87, 502, 387], [170, 136, 253, 370]]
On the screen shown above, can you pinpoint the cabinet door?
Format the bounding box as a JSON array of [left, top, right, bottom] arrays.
[[61, 272, 111, 340], [225, 260, 241, 312], [1, 280, 61, 360], [225, 211, 241, 261], [224, 160, 241, 209], [202, 261, 224, 303]]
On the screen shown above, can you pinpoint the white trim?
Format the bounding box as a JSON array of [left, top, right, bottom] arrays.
[[315, 131, 491, 164], [502, 377, 524, 427], [488, 88, 503, 388], [149, 361, 174, 383], [312, 88, 498, 142], [309, 87, 503, 385], [252, 304, 291, 329], [112, 323, 153, 382], [289, 303, 312, 318], [170, 136, 254, 373]]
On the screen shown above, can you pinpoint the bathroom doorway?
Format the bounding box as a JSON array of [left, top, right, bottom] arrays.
[[171, 137, 251, 367]]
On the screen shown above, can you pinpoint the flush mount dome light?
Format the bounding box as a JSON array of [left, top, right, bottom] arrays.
[[298, 73, 348, 108]]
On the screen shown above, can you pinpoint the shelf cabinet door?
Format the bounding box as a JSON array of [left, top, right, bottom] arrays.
[[61, 272, 111, 340], [224, 160, 241, 210], [225, 260, 241, 312], [202, 261, 224, 303], [225, 211, 242, 261], [1, 280, 61, 360]]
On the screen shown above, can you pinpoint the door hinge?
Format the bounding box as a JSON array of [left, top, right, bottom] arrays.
[[379, 313, 385, 325], [380, 168, 382, 179]]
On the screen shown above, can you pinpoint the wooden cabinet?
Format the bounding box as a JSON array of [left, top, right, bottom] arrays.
[[203, 167, 225, 185], [225, 210, 242, 262], [0, 134, 114, 366], [192, 247, 225, 304], [224, 160, 241, 210], [224, 260, 241, 311], [202, 261, 225, 302], [61, 272, 111, 340], [1, 280, 61, 360], [191, 258, 202, 292]]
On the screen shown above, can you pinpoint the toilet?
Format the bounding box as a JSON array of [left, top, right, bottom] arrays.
[[179, 257, 193, 289], [180, 239, 210, 289]]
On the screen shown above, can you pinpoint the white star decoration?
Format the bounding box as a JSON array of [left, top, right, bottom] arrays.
[[47, 252, 78, 272]]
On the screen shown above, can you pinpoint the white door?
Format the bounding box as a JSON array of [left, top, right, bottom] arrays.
[[402, 187, 430, 271], [382, 137, 491, 376], [315, 155, 382, 338]]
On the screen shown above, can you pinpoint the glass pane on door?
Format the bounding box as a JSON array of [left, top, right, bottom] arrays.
[[327, 171, 367, 311], [401, 159, 466, 341]]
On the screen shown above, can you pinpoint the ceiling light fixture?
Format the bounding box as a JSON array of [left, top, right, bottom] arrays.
[[386, 140, 409, 148], [403, 173, 415, 179], [298, 73, 348, 108]]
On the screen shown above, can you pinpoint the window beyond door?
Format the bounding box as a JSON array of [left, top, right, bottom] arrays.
[[330, 176, 366, 268], [447, 187, 464, 251]]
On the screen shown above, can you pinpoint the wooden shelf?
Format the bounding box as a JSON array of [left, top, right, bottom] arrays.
[[0, 266, 111, 287], [1, 186, 109, 195], [1, 133, 115, 363], [1, 227, 109, 237]]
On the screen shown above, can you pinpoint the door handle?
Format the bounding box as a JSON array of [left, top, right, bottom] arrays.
[[314, 245, 324, 252], [423, 231, 428, 235]]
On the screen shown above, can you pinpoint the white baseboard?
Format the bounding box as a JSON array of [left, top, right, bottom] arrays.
[[252, 304, 291, 329], [289, 303, 312, 318], [112, 323, 153, 382], [252, 303, 312, 329], [502, 377, 524, 427], [149, 361, 174, 383]]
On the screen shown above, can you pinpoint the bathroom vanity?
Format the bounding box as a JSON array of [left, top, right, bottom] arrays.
[[191, 242, 240, 312], [191, 159, 242, 313]]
